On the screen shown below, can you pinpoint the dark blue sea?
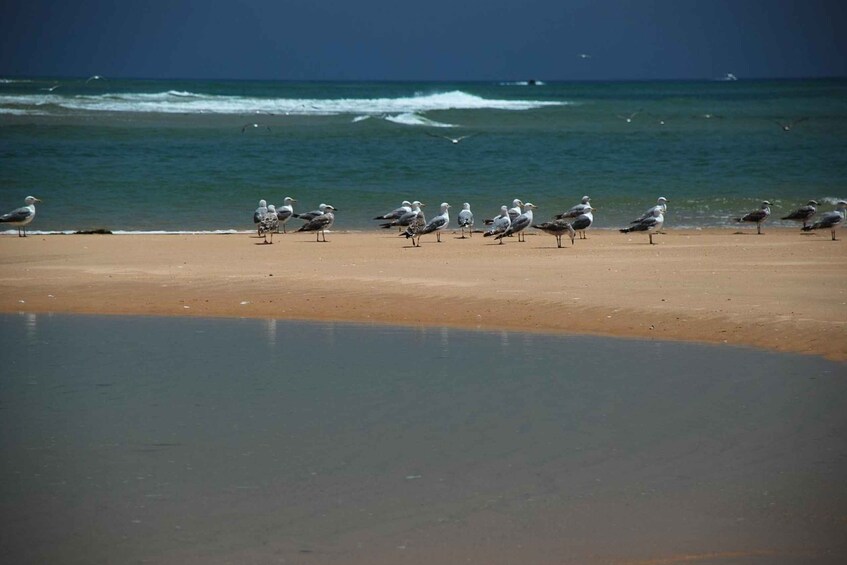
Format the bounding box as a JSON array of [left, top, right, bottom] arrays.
[[2, 77, 846, 233]]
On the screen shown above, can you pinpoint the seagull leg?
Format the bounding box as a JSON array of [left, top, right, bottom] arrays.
[[757, 223, 762, 235], [832, 229, 837, 241], [556, 235, 562, 248], [649, 233, 654, 244]]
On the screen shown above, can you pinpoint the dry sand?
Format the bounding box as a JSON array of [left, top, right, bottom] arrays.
[[1, 228, 845, 361]]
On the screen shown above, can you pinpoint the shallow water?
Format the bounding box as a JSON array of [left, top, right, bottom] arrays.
[[1, 313, 845, 564]]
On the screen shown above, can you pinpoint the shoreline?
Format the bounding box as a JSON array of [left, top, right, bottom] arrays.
[[2, 228, 846, 361]]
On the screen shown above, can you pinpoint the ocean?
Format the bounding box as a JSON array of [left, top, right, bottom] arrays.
[[1, 77, 846, 233], [1, 313, 845, 563]]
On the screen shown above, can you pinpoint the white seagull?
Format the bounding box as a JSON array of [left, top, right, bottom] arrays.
[[242, 123, 271, 134], [406, 202, 449, 244], [568, 206, 594, 240], [296, 205, 337, 242], [631, 197, 669, 224], [374, 200, 412, 221], [507, 198, 524, 224], [253, 199, 268, 234], [1, 196, 42, 237], [295, 203, 329, 222], [782, 200, 818, 228], [85, 75, 104, 84], [556, 195, 591, 220], [621, 208, 664, 244], [483, 205, 512, 243], [427, 132, 475, 144], [275, 196, 297, 233], [381, 201, 423, 230], [616, 109, 642, 123], [496, 202, 536, 243], [457, 202, 474, 238], [802, 201, 847, 240], [775, 117, 808, 132], [735, 200, 772, 235], [258, 204, 280, 244]]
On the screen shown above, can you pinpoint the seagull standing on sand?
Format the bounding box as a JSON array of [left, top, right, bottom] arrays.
[[483, 205, 512, 243], [253, 199, 268, 234], [258, 204, 280, 243], [507, 199, 525, 224], [295, 204, 328, 222], [405, 202, 449, 244], [457, 202, 474, 238], [735, 200, 772, 235], [556, 195, 591, 220], [496, 202, 536, 243], [374, 200, 412, 221], [1, 196, 41, 237], [632, 197, 669, 224], [802, 201, 847, 240], [533, 218, 575, 248], [401, 210, 427, 247], [297, 205, 337, 242], [568, 206, 594, 239], [275, 196, 296, 233], [782, 200, 818, 228], [621, 208, 664, 244], [381, 201, 423, 230]]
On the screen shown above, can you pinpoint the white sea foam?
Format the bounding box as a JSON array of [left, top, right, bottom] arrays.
[[0, 89, 565, 117], [383, 113, 455, 127]]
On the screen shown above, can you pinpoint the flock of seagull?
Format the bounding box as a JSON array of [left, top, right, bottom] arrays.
[[2, 195, 844, 242], [249, 195, 847, 246]]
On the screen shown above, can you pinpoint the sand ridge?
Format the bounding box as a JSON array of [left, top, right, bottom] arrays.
[[1, 228, 845, 361]]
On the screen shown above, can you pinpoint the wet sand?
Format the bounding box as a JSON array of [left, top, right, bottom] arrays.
[[1, 228, 846, 360]]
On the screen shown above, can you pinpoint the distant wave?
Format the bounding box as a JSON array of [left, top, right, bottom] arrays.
[[0, 89, 565, 117], [383, 113, 455, 127]]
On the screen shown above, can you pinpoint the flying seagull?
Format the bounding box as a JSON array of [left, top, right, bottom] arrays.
[[85, 75, 104, 84], [1, 196, 42, 237], [775, 117, 808, 132], [616, 110, 643, 123], [427, 132, 475, 144], [242, 123, 271, 133]]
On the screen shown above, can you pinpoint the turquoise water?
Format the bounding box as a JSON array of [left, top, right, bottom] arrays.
[[1, 313, 845, 563], [2, 77, 846, 232]]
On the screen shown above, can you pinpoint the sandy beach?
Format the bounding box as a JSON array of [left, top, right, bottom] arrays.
[[1, 228, 846, 361]]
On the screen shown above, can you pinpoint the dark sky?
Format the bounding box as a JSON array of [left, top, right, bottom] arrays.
[[2, 0, 845, 81]]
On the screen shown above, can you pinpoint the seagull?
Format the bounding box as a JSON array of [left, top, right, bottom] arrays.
[[781, 200, 818, 228], [568, 206, 594, 239], [631, 197, 668, 224], [405, 202, 449, 244], [802, 201, 847, 240], [381, 201, 423, 230], [41, 83, 60, 92], [775, 117, 808, 132], [495, 202, 536, 243], [85, 75, 103, 84], [400, 209, 427, 247], [295, 203, 328, 222], [533, 218, 575, 248], [253, 199, 268, 233], [578, 53, 591, 59], [735, 200, 772, 234], [242, 123, 271, 133], [374, 200, 412, 221], [258, 204, 280, 244], [483, 205, 512, 243], [296, 205, 337, 242], [427, 132, 474, 144], [616, 110, 642, 123], [556, 195, 591, 219], [507, 199, 524, 224], [457, 202, 474, 238], [1, 196, 41, 237], [621, 208, 664, 244], [275, 196, 297, 233]]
